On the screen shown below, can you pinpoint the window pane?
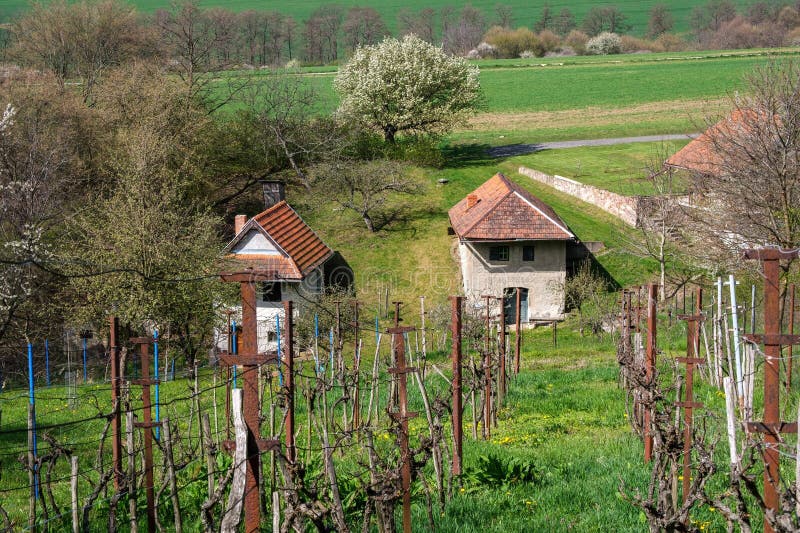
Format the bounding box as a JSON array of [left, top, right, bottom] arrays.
[[489, 246, 509, 261], [523, 245, 535, 261]]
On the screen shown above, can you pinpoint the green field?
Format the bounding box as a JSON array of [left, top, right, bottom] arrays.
[[252, 50, 798, 117], [0, 0, 751, 35]]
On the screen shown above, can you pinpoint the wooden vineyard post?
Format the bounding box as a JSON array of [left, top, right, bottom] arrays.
[[644, 284, 657, 463], [451, 296, 464, 477], [109, 316, 123, 491], [71, 455, 79, 533], [387, 325, 417, 533], [677, 286, 704, 504], [131, 336, 160, 533], [283, 300, 295, 463], [742, 248, 800, 533], [514, 288, 522, 374], [352, 300, 361, 431]]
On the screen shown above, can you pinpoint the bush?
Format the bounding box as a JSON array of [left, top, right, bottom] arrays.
[[620, 35, 658, 53], [564, 29, 589, 55], [586, 32, 622, 55], [484, 26, 538, 58], [655, 33, 687, 51], [535, 29, 561, 55]]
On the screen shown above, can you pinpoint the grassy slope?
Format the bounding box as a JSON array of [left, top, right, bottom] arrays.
[[299, 147, 658, 312], [513, 140, 691, 196], [0, 0, 748, 35]]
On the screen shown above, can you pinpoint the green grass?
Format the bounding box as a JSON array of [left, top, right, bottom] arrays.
[[230, 51, 800, 116], [0, 316, 654, 531], [296, 147, 658, 308], [513, 140, 691, 196], [0, 0, 753, 35]]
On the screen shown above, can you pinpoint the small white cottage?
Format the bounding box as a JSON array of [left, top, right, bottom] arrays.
[[220, 181, 335, 352], [448, 173, 575, 322]]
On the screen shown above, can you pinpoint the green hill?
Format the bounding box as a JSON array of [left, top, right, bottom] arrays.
[[0, 0, 748, 35]]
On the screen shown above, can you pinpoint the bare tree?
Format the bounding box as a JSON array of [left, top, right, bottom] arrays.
[[678, 62, 800, 273], [626, 152, 693, 301], [533, 3, 552, 32], [582, 5, 632, 36], [646, 4, 674, 38], [397, 8, 436, 43], [303, 5, 343, 64], [443, 5, 486, 56], [342, 7, 388, 53], [314, 160, 422, 232], [10, 0, 155, 101], [494, 4, 514, 29]]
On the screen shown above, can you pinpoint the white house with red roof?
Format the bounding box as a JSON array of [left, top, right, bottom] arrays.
[[220, 181, 339, 352], [448, 173, 575, 321]]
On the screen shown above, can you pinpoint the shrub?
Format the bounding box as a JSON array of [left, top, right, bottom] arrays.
[[536, 29, 561, 55], [484, 26, 538, 58], [564, 29, 589, 55], [586, 32, 622, 55], [620, 35, 659, 53], [655, 33, 687, 51]]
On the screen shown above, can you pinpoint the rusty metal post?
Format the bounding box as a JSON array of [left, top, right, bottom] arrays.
[[450, 296, 464, 476], [225, 309, 234, 441], [482, 295, 493, 439], [284, 300, 295, 463], [514, 288, 522, 374], [644, 284, 657, 463], [788, 283, 795, 393], [498, 296, 506, 406], [131, 337, 157, 533], [388, 326, 417, 533], [109, 316, 122, 491], [677, 294, 704, 504], [742, 248, 800, 533]]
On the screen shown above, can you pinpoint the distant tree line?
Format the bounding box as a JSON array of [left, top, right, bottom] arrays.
[[5, 0, 800, 74]]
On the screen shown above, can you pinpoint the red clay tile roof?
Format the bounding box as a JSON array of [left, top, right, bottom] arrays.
[[449, 173, 573, 241], [666, 110, 755, 175], [224, 201, 333, 281]]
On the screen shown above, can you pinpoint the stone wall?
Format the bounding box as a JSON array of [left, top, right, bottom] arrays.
[[518, 166, 640, 226]]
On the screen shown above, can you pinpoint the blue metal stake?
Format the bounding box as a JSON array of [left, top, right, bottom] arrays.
[[275, 315, 283, 387], [232, 320, 238, 389], [314, 314, 320, 375], [45, 339, 50, 387], [276, 315, 283, 386], [329, 328, 334, 379], [82, 337, 87, 383], [154, 330, 161, 441], [27, 343, 39, 499], [171, 359, 175, 381]]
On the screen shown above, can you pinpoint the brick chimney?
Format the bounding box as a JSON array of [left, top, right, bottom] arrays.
[[261, 180, 286, 209], [234, 214, 247, 235], [467, 194, 479, 209]]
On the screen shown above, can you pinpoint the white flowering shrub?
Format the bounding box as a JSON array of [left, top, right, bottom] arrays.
[[586, 32, 622, 55], [334, 35, 481, 142]]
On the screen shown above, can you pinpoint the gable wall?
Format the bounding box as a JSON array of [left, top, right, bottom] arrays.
[[459, 240, 566, 319]]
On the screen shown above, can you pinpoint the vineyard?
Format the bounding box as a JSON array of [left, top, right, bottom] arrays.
[[3, 293, 626, 532]]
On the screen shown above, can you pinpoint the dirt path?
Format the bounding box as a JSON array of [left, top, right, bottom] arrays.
[[487, 133, 698, 158]]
